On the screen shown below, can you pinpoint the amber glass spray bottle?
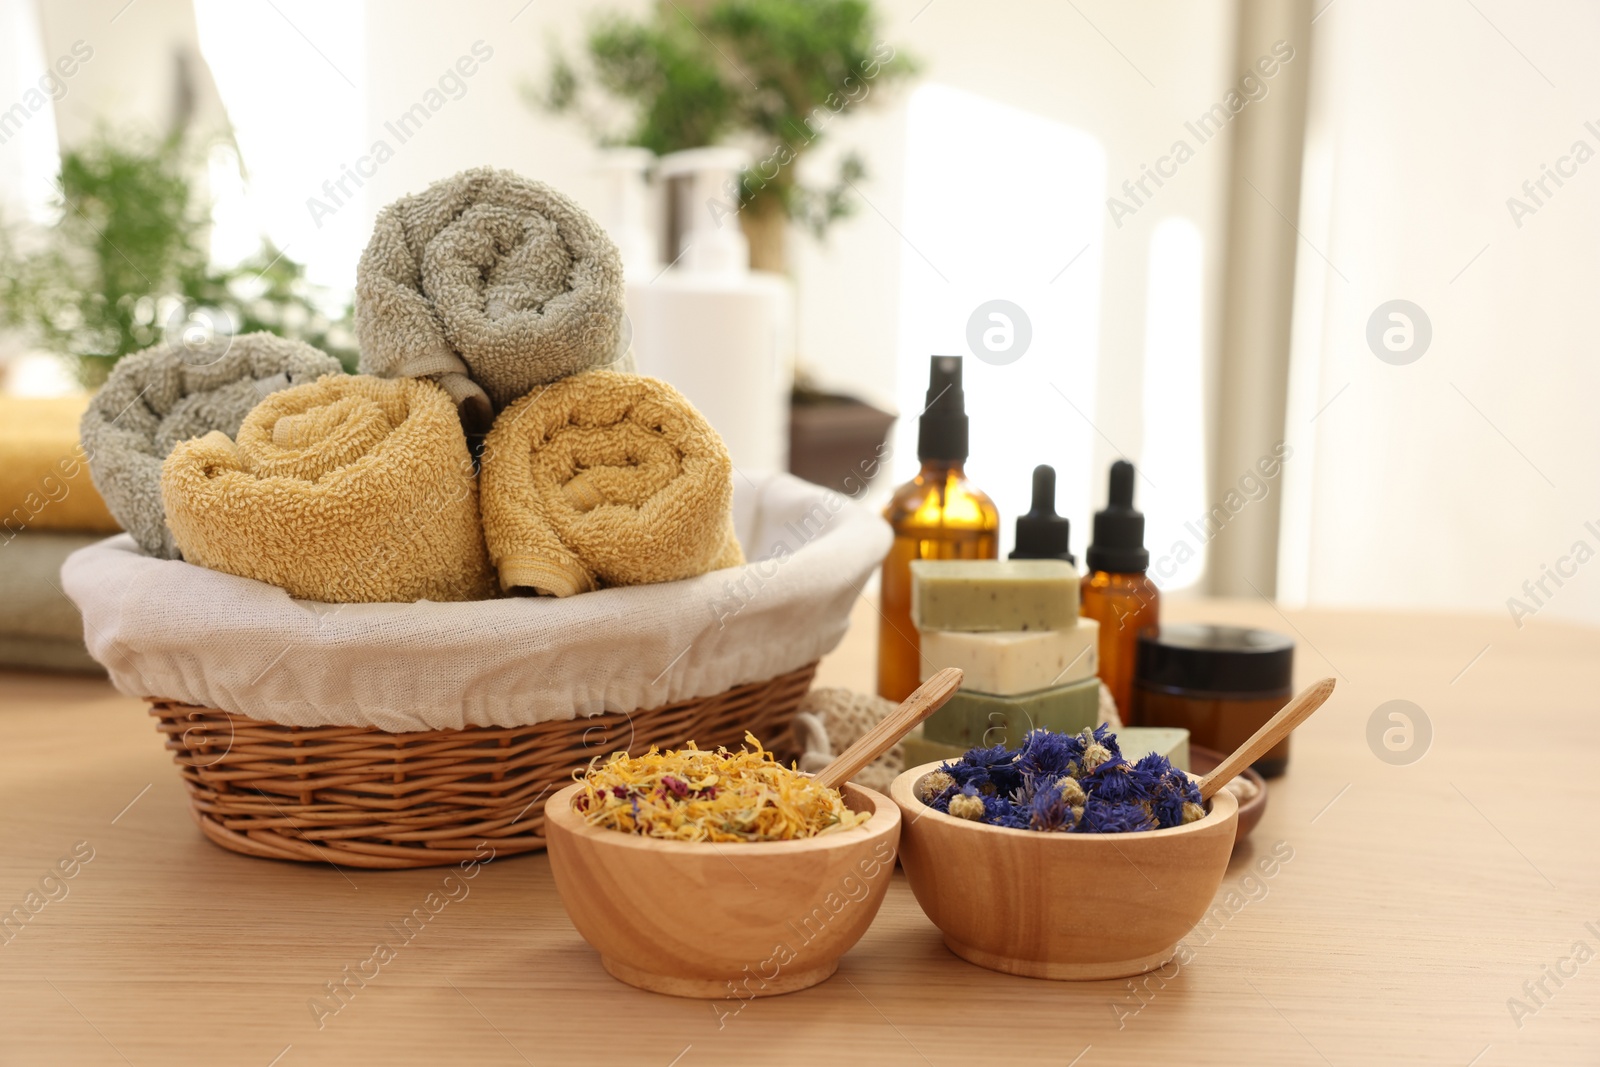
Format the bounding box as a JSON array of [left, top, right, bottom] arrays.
[[1080, 459, 1159, 720], [877, 356, 1000, 702]]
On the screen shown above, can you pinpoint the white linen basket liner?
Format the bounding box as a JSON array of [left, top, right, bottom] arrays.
[[63, 472, 889, 732]]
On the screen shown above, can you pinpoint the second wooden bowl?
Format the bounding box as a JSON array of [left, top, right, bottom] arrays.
[[545, 779, 901, 998], [890, 761, 1238, 981]]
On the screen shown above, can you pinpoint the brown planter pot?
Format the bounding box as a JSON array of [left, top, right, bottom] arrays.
[[787, 393, 896, 494]]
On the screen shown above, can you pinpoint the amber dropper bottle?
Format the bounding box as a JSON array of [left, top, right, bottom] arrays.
[[876, 356, 1000, 701], [1081, 459, 1159, 721]]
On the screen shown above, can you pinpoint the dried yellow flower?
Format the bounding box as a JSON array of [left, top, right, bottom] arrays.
[[576, 733, 870, 842]]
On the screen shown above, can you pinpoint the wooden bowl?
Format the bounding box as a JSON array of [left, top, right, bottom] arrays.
[[545, 779, 901, 998], [889, 762, 1238, 981], [1189, 744, 1268, 846]]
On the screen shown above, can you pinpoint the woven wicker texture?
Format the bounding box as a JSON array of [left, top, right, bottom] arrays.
[[148, 662, 816, 868]]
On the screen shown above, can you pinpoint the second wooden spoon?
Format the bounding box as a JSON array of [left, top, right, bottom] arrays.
[[812, 668, 964, 791], [1198, 676, 1337, 801]]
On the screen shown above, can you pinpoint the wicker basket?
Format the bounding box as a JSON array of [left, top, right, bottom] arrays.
[[148, 662, 817, 869]]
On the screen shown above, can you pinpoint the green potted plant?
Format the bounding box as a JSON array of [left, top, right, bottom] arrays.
[[0, 135, 355, 386], [536, 0, 916, 273]]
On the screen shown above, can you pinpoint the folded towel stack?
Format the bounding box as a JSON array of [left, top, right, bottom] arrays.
[[480, 370, 743, 597], [1, 395, 121, 673], [356, 167, 629, 435], [0, 394, 119, 537], [0, 531, 106, 674], [161, 375, 495, 603], [81, 332, 344, 559]]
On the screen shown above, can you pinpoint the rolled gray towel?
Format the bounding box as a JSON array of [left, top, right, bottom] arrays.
[[356, 167, 628, 434], [80, 333, 344, 559]]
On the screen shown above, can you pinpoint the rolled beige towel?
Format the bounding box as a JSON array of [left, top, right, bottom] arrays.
[[161, 375, 495, 603], [356, 167, 628, 434], [479, 371, 743, 597]]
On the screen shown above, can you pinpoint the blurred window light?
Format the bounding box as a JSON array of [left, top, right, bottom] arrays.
[[192, 0, 365, 285], [4, 352, 79, 397], [207, 142, 256, 267], [1138, 216, 1207, 591], [895, 83, 1107, 550], [0, 0, 61, 222]]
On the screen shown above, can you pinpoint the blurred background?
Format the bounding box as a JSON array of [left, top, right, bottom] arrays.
[[3, 0, 1598, 657]]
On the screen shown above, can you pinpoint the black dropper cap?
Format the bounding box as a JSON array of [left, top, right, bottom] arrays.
[[916, 355, 968, 462], [1086, 459, 1149, 574], [1010, 465, 1074, 565]]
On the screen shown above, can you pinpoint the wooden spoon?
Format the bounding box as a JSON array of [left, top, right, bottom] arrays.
[[812, 667, 964, 791], [1198, 676, 1337, 801]]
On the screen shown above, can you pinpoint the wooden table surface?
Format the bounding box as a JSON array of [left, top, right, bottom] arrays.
[[2, 596, 1597, 1066]]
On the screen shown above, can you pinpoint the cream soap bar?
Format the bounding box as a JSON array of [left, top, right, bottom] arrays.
[[919, 621, 1099, 695], [909, 559, 1079, 633], [921, 676, 1101, 748], [904, 725, 1191, 772]]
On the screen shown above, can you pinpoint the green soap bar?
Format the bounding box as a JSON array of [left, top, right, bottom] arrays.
[[902, 726, 1190, 772], [909, 559, 1079, 633], [921, 677, 1101, 748], [1117, 727, 1191, 772], [902, 731, 968, 768]]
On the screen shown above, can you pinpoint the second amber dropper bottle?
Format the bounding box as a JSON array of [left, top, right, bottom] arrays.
[[876, 356, 1000, 701], [1080, 459, 1160, 721]]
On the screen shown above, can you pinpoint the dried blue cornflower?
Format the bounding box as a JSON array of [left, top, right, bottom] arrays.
[[1007, 777, 1040, 809], [983, 794, 1032, 830], [1166, 769, 1202, 806], [1151, 790, 1188, 829], [1083, 759, 1138, 803], [1079, 798, 1158, 834], [926, 727, 1188, 834], [946, 744, 1018, 795], [960, 744, 1013, 770], [1128, 753, 1174, 795], [1017, 729, 1078, 780], [1027, 783, 1074, 832], [926, 779, 964, 815], [988, 755, 1026, 797], [1089, 723, 1122, 759]]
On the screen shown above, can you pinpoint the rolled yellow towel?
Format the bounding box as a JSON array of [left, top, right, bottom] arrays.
[[480, 371, 743, 596], [161, 375, 495, 603]]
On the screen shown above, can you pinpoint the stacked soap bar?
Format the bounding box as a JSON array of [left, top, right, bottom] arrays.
[[910, 559, 1100, 748], [918, 626, 1100, 695], [910, 559, 1081, 632], [912, 683, 1102, 748]]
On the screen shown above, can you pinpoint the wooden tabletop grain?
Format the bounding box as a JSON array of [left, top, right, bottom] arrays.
[[2, 596, 1597, 1066]]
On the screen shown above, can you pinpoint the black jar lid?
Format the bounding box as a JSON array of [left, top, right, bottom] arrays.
[[1136, 624, 1294, 695]]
